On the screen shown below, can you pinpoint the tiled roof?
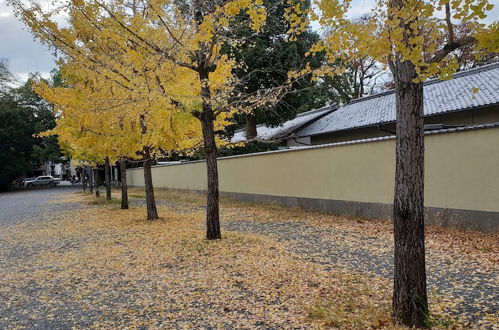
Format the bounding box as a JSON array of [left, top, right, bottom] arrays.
[[298, 63, 499, 137], [231, 105, 337, 142]]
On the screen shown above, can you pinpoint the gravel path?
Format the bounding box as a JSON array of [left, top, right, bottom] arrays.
[[224, 220, 498, 321], [0, 184, 82, 226], [131, 197, 498, 322], [0, 190, 496, 327]]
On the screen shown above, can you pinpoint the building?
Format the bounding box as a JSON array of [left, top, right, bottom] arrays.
[[296, 63, 499, 145], [231, 106, 337, 146], [236, 63, 499, 146]]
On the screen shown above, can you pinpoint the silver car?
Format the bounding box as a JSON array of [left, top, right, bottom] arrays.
[[24, 176, 61, 187]]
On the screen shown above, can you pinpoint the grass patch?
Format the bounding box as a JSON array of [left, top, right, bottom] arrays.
[[477, 246, 493, 253], [426, 312, 458, 328], [124, 187, 226, 205], [88, 197, 121, 205], [129, 194, 145, 199], [74, 191, 94, 195]]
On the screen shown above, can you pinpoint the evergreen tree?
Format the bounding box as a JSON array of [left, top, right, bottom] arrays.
[[0, 95, 35, 189], [15, 72, 64, 171], [227, 0, 328, 139], [0, 65, 64, 190]]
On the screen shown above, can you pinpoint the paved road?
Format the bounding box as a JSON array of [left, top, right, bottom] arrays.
[[0, 184, 81, 226]]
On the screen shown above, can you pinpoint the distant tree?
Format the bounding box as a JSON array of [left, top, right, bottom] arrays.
[[432, 22, 498, 71], [0, 59, 14, 89], [0, 64, 65, 189], [14, 72, 65, 172], [0, 95, 35, 189], [320, 57, 389, 105], [318, 16, 390, 105]]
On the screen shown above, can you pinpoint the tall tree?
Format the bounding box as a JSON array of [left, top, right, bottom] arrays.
[[320, 57, 389, 105], [10, 0, 285, 238], [119, 158, 129, 209], [105, 157, 112, 201], [288, 0, 497, 326]]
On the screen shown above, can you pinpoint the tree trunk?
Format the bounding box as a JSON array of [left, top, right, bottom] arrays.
[[120, 159, 129, 210], [82, 166, 87, 193], [245, 113, 257, 140], [94, 169, 100, 198], [88, 167, 94, 194], [391, 59, 428, 327], [200, 102, 221, 240], [192, 1, 221, 240], [105, 157, 111, 201], [143, 157, 158, 220]]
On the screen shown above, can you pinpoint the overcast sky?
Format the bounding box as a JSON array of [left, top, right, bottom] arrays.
[[0, 0, 58, 82], [1, 0, 498, 84]]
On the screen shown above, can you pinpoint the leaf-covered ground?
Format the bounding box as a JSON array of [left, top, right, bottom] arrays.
[[0, 188, 497, 329]]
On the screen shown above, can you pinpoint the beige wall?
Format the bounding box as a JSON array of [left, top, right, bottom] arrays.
[[128, 127, 499, 213]]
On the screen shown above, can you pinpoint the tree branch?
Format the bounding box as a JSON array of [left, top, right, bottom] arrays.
[[94, 0, 198, 71], [428, 36, 476, 63], [445, 3, 454, 44]]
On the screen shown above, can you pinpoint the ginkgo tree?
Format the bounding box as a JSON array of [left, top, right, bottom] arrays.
[[10, 0, 288, 238], [36, 61, 143, 208], [37, 58, 205, 218], [288, 0, 497, 326]]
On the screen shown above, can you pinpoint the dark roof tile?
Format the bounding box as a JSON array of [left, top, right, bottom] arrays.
[[298, 63, 499, 137]]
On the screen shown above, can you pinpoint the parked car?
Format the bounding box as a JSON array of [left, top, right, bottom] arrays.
[[24, 176, 61, 187], [22, 177, 37, 186]]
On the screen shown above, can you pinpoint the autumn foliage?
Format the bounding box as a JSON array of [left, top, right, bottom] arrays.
[[7, 0, 498, 327], [10, 0, 286, 230]]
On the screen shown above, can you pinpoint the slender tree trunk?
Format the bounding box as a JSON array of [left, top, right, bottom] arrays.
[[200, 84, 221, 240], [105, 157, 111, 201], [94, 169, 100, 198], [143, 156, 158, 220], [245, 113, 257, 140], [88, 167, 94, 194], [82, 167, 87, 193], [391, 59, 428, 327], [120, 159, 129, 210]]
